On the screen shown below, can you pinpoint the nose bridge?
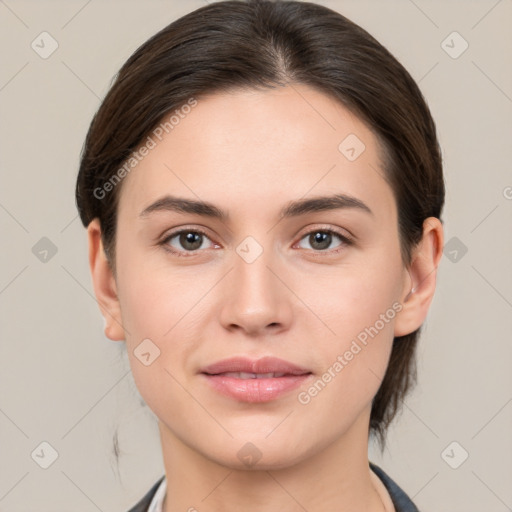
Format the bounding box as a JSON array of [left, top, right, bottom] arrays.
[[236, 240, 275, 298], [220, 234, 291, 333]]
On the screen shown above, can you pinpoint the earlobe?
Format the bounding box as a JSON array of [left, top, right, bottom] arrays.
[[87, 218, 125, 341], [394, 217, 444, 337]]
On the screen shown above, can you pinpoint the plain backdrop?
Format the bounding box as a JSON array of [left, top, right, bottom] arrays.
[[1, 1, 511, 511]]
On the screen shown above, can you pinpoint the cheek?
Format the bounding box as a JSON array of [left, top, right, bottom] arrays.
[[118, 278, 168, 341], [294, 253, 403, 402], [116, 271, 196, 415], [114, 245, 218, 396], [298, 254, 403, 344], [115, 235, 197, 342]]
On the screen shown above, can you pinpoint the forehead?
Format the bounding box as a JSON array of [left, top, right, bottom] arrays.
[[117, 84, 396, 224]]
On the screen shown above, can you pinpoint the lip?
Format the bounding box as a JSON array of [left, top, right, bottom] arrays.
[[200, 356, 313, 403], [201, 356, 311, 376]]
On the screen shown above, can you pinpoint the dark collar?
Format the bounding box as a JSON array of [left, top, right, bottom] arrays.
[[126, 475, 165, 512], [370, 462, 420, 512]]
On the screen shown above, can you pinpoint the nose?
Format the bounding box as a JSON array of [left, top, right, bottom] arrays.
[[219, 244, 293, 337]]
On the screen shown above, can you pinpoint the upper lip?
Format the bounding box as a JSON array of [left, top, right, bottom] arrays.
[[201, 356, 311, 376]]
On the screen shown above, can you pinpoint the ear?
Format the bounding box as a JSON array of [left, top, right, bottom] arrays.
[[394, 217, 444, 337], [87, 218, 125, 341]]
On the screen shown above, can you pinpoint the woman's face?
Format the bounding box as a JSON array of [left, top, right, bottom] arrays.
[[107, 84, 412, 468]]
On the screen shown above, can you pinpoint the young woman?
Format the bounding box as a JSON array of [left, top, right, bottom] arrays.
[[75, 1, 444, 510]]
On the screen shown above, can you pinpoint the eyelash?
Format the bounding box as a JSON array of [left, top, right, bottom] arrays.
[[159, 226, 354, 258]]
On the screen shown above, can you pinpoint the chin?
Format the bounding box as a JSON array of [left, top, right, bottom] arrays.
[[203, 438, 313, 472]]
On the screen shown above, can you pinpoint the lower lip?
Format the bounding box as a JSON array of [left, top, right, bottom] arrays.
[[201, 373, 312, 403]]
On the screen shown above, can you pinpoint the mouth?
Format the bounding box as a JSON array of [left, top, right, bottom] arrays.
[[208, 371, 299, 379], [200, 355, 311, 375], [200, 356, 313, 402]]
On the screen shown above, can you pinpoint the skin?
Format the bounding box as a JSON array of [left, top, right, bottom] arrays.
[[87, 84, 443, 512]]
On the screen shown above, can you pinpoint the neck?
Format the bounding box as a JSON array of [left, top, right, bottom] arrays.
[[158, 408, 386, 512]]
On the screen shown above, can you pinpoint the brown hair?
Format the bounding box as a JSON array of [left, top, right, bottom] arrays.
[[75, 0, 444, 451]]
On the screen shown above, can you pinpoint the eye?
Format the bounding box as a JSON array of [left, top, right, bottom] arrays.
[[160, 228, 216, 256], [295, 228, 353, 254], [160, 226, 353, 258]]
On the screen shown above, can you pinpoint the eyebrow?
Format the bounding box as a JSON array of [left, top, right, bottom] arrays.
[[138, 193, 373, 221]]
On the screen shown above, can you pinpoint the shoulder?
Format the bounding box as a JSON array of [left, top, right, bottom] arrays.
[[126, 475, 165, 512], [370, 462, 420, 512]]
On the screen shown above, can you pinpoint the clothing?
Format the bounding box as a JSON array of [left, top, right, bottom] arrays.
[[127, 461, 419, 512]]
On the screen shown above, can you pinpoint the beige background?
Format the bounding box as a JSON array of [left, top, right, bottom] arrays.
[[1, 0, 511, 511]]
